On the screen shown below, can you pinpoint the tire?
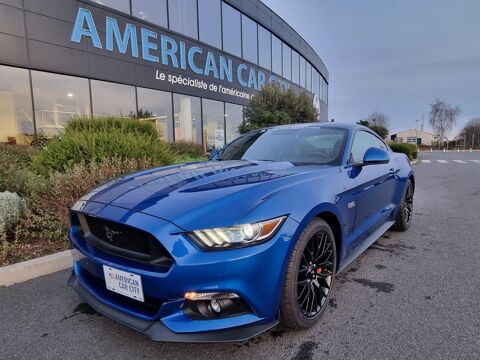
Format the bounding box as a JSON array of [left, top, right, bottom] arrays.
[[392, 179, 414, 231], [280, 218, 337, 329]]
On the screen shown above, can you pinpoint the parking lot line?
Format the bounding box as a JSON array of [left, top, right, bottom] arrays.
[[470, 160, 480, 163], [453, 160, 467, 163], [437, 160, 448, 163], [421, 160, 431, 163]]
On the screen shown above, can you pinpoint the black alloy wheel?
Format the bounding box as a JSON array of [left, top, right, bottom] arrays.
[[297, 230, 334, 318], [392, 179, 414, 231], [280, 218, 337, 329]]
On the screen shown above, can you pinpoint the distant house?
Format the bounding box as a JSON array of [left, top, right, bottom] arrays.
[[390, 129, 447, 146]]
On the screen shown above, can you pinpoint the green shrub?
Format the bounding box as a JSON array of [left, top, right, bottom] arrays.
[[169, 141, 205, 158], [0, 192, 27, 236], [389, 142, 418, 160], [31, 117, 175, 174]]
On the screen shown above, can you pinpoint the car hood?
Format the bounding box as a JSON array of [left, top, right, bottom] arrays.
[[80, 160, 338, 230]]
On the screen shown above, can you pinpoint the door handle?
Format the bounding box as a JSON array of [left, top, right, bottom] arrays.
[[389, 168, 398, 175]]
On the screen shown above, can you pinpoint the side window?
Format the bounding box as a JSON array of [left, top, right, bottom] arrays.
[[350, 131, 387, 163]]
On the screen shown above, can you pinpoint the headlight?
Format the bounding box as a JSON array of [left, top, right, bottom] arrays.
[[188, 216, 287, 249]]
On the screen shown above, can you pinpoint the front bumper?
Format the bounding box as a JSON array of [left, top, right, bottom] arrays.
[[68, 272, 277, 342], [68, 202, 299, 342]]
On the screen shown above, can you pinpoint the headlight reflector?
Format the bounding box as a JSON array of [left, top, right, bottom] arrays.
[[188, 216, 286, 249]]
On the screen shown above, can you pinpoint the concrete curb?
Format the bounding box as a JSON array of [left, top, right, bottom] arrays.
[[410, 158, 418, 165], [0, 250, 73, 287]]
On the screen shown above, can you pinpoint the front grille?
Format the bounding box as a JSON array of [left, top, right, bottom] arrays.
[[73, 213, 172, 267], [86, 216, 151, 255]]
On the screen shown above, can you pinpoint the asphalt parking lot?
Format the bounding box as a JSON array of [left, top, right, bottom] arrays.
[[1, 151, 479, 360]]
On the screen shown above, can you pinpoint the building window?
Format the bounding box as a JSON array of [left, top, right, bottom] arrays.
[[313, 70, 319, 97], [282, 43, 292, 81], [137, 87, 173, 142], [168, 0, 198, 39], [398, 137, 404, 143], [91, 80, 136, 117], [132, 0, 168, 28], [407, 137, 417, 143], [32, 71, 90, 138], [222, 2, 241, 57], [258, 26, 271, 71], [299, 56, 306, 88], [272, 35, 282, 76], [225, 103, 243, 144], [91, 0, 130, 14], [173, 94, 201, 144], [242, 15, 257, 64], [292, 50, 300, 85], [306, 61, 312, 92], [198, 0, 221, 48], [202, 99, 224, 151], [0, 65, 34, 145]]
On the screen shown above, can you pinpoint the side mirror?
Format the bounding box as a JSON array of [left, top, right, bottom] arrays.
[[362, 147, 390, 165]]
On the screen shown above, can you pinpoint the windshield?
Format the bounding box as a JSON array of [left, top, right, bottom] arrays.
[[217, 127, 347, 165]]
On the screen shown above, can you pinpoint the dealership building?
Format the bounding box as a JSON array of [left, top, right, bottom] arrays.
[[0, 0, 328, 149]]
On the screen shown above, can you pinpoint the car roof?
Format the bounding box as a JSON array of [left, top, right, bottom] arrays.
[[268, 122, 367, 132]]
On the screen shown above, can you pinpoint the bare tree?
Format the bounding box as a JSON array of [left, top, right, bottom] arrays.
[[366, 112, 390, 129], [429, 99, 461, 146], [459, 118, 480, 148]]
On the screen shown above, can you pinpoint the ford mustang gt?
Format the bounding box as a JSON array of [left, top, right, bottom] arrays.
[[68, 123, 414, 342]]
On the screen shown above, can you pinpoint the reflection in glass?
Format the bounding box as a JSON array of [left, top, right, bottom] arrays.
[[132, 0, 167, 27], [0, 65, 34, 145], [306, 62, 312, 92], [169, 0, 198, 39], [272, 35, 282, 75], [137, 87, 173, 141], [282, 43, 292, 81], [242, 15, 258, 64], [202, 99, 224, 151], [32, 71, 90, 138], [292, 50, 300, 85], [258, 26, 271, 70], [91, 80, 136, 117], [199, 0, 221, 48], [173, 94, 201, 144], [225, 103, 243, 144], [222, 3, 241, 57], [91, 0, 130, 13], [299, 56, 306, 88]]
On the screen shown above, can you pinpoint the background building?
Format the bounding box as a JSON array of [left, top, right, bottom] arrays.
[[390, 128, 445, 146], [0, 0, 328, 149]]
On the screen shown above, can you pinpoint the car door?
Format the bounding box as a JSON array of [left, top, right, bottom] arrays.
[[348, 131, 397, 250]]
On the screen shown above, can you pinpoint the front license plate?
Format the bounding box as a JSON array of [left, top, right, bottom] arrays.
[[103, 265, 144, 302]]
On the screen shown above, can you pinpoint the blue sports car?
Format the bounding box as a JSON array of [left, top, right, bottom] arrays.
[[68, 123, 414, 342]]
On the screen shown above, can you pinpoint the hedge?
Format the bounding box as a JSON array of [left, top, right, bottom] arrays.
[[389, 142, 418, 160]]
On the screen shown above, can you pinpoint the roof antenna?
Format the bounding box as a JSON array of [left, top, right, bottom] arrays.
[[331, 118, 335, 122]]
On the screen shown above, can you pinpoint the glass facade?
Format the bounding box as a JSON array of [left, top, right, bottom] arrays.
[[168, 0, 198, 39], [91, 0, 130, 13], [0, 65, 34, 145], [32, 71, 90, 138], [292, 50, 300, 85], [282, 43, 292, 81], [202, 99, 225, 150], [258, 26, 271, 71], [0, 1, 329, 145], [199, 0, 222, 48], [137, 87, 173, 141], [272, 35, 282, 75], [242, 15, 258, 64], [91, 80, 136, 117], [222, 2, 241, 57], [173, 94, 201, 143], [132, 0, 167, 27], [225, 103, 243, 144]]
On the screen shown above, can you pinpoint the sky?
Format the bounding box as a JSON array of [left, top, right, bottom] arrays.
[[261, 0, 480, 136]]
